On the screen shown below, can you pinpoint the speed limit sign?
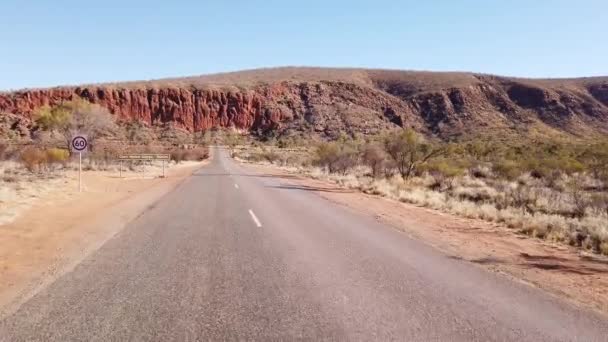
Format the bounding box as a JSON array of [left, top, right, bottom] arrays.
[[71, 134, 88, 192], [71, 135, 88, 152]]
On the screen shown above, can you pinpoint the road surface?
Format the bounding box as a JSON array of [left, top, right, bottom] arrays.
[[1, 147, 607, 341]]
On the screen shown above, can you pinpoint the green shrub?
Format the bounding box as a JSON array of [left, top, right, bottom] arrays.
[[313, 141, 357, 174], [383, 129, 445, 179], [492, 159, 523, 180], [46, 148, 69, 164], [425, 160, 464, 179]]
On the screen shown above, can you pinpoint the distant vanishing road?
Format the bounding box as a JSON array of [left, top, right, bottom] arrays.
[[1, 146, 607, 341]]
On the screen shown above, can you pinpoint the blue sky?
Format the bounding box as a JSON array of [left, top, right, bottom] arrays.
[[1, 0, 606, 90]]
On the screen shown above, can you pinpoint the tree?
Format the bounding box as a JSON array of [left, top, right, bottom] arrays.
[[580, 141, 608, 181], [35, 100, 115, 152], [314, 141, 358, 174], [361, 143, 386, 178], [383, 128, 445, 179]]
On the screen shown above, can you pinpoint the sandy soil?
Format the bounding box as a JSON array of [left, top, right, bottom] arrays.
[[0, 160, 206, 317], [246, 163, 608, 316]]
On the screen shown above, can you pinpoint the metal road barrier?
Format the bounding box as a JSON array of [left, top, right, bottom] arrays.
[[118, 154, 171, 178]]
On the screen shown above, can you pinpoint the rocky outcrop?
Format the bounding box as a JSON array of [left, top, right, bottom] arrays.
[[1, 69, 608, 139]]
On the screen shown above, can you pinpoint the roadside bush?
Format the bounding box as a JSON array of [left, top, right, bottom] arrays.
[[383, 129, 445, 179], [35, 100, 116, 151], [170, 150, 185, 163], [183, 147, 209, 161], [567, 177, 592, 218], [0, 143, 7, 161], [361, 143, 386, 178], [590, 193, 608, 216], [423, 160, 464, 191], [470, 164, 492, 178], [313, 141, 358, 174], [492, 159, 523, 180], [259, 150, 280, 163], [19, 146, 48, 172], [46, 148, 69, 170], [170, 147, 209, 163]]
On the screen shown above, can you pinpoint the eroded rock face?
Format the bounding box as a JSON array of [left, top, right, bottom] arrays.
[[1, 73, 608, 139]]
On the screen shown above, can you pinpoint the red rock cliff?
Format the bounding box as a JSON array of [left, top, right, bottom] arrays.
[[1, 68, 608, 139]]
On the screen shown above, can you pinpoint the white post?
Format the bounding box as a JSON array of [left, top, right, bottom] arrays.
[[78, 152, 82, 192], [162, 160, 165, 178], [119, 160, 122, 178]]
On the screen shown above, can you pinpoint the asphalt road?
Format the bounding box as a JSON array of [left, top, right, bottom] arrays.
[[1, 147, 608, 341]]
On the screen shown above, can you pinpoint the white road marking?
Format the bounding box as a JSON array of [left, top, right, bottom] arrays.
[[234, 183, 239, 189], [248, 209, 262, 227]]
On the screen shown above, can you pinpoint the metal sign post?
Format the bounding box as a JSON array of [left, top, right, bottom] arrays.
[[71, 135, 88, 192], [79, 152, 82, 192]]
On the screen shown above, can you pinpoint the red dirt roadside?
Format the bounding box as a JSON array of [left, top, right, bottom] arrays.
[[0, 161, 205, 317]]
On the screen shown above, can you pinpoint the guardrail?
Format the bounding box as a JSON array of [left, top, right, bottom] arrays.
[[118, 154, 171, 178]]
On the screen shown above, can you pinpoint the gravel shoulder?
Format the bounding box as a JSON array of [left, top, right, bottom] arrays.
[[0, 160, 206, 317]]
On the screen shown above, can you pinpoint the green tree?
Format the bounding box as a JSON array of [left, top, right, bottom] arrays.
[[383, 129, 445, 179], [35, 99, 115, 152]]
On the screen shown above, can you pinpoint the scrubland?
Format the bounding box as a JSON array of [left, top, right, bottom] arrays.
[[1, 99, 210, 224], [235, 130, 608, 256]]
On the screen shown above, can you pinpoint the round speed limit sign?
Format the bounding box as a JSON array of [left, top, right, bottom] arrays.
[[71, 135, 88, 152]]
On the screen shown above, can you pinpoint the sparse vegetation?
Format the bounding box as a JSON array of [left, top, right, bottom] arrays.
[[170, 147, 209, 164], [19, 146, 48, 172], [383, 129, 445, 179], [35, 99, 116, 152], [235, 131, 608, 256]]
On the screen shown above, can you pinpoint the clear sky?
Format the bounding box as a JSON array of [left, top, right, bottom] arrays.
[[1, 0, 606, 90]]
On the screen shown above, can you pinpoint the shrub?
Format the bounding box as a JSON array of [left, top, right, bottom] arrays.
[[506, 184, 539, 214], [183, 147, 209, 161], [424, 160, 464, 191], [0, 143, 7, 161], [170, 147, 209, 163], [383, 129, 445, 179], [313, 141, 358, 174], [170, 150, 185, 163], [19, 146, 48, 172], [492, 159, 523, 180], [35, 100, 116, 151], [46, 148, 70, 169], [590, 193, 608, 216], [470, 165, 491, 178], [260, 150, 280, 163], [567, 177, 592, 218], [361, 143, 386, 178]]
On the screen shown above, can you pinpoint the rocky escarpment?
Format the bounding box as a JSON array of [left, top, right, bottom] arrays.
[[1, 68, 608, 140]]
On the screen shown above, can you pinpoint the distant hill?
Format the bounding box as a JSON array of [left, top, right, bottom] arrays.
[[1, 67, 608, 141]]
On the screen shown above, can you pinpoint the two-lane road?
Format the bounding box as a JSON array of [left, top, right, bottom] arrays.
[[1, 147, 607, 340]]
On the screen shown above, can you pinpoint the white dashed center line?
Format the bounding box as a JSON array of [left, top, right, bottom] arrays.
[[248, 209, 262, 227], [234, 183, 239, 189]]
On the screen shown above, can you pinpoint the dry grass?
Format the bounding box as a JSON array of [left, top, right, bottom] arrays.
[[0, 143, 209, 225], [237, 144, 608, 256]]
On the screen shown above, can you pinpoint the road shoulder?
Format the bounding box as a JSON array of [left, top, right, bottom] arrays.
[[242, 161, 608, 316], [0, 161, 205, 318]]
